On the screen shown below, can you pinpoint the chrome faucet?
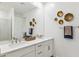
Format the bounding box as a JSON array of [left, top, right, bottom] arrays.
[[11, 37, 20, 44]]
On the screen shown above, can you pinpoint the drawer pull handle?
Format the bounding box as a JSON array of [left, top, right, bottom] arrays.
[[38, 51, 42, 55], [38, 45, 42, 47], [48, 46, 50, 50]]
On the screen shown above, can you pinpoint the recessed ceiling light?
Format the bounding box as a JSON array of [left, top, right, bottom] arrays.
[[32, 2, 42, 8], [20, 2, 25, 5]]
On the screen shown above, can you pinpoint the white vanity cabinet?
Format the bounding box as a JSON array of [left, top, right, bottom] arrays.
[[0, 38, 54, 57], [5, 46, 35, 57]]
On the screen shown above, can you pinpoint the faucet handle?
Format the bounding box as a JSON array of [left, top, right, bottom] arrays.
[[12, 37, 18, 43], [12, 37, 17, 40]]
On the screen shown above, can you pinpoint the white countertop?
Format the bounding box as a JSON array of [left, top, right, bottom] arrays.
[[0, 37, 53, 55]]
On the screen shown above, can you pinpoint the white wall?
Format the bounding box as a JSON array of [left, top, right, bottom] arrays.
[[44, 2, 79, 57]]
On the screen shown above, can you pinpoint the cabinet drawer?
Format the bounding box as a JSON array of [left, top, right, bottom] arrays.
[[36, 39, 54, 57], [22, 51, 35, 57], [36, 48, 45, 57], [36, 41, 47, 50], [6, 46, 35, 57], [35, 41, 48, 57]]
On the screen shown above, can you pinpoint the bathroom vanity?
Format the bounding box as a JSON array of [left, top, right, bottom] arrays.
[[0, 37, 54, 57]]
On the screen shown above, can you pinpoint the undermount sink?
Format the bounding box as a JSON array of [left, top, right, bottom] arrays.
[[8, 41, 27, 47], [0, 41, 28, 53]]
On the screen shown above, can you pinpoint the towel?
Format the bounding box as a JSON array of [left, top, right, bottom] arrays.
[[64, 26, 73, 39]]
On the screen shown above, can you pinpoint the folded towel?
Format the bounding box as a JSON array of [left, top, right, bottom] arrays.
[[64, 26, 73, 39]]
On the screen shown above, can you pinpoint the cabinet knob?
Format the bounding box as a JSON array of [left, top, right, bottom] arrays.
[[38, 51, 42, 55], [38, 45, 42, 47]]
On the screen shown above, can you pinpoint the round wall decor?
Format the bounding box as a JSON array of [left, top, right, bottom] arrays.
[[57, 11, 63, 17], [64, 13, 74, 22], [58, 19, 64, 25], [54, 17, 58, 21]]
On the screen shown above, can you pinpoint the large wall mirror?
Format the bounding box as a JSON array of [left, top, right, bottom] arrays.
[[0, 2, 45, 41], [0, 9, 11, 41], [0, 19, 11, 41]]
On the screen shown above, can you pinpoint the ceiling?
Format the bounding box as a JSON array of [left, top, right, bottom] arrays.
[[0, 2, 37, 15]]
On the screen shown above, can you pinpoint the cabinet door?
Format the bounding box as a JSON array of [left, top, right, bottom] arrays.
[[45, 39, 54, 57]]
